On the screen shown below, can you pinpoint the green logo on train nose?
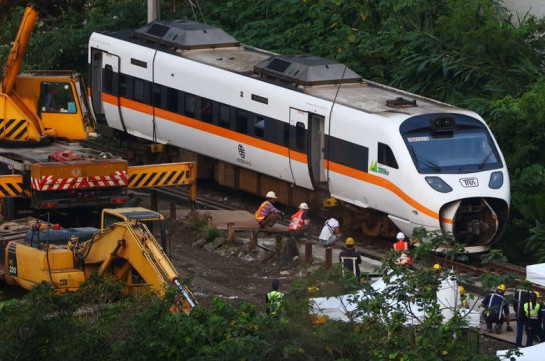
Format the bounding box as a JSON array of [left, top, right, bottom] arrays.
[[369, 161, 389, 176]]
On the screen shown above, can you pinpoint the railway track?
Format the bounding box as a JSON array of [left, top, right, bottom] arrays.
[[148, 183, 545, 297]]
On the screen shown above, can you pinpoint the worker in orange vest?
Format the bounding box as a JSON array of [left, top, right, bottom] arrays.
[[255, 191, 284, 229], [288, 202, 313, 239], [393, 232, 411, 265]]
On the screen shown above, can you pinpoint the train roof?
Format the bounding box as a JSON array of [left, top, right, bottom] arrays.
[[101, 20, 462, 116]]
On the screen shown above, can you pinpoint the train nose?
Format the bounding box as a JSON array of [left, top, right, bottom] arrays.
[[440, 198, 509, 252]]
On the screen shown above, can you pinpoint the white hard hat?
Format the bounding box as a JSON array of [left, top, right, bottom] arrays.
[[265, 191, 277, 198], [396, 232, 405, 240], [299, 202, 309, 210]]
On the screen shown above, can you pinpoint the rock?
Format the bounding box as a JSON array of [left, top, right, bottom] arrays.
[[280, 270, 290, 276], [192, 238, 207, 248], [212, 236, 226, 248], [203, 243, 216, 252]]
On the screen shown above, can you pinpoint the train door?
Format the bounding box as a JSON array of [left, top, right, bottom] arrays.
[[89, 48, 104, 118], [289, 108, 327, 190], [99, 52, 126, 132]]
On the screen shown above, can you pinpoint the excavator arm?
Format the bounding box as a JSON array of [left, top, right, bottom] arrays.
[[81, 221, 197, 313]]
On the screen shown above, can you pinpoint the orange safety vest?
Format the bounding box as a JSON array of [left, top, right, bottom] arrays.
[[255, 201, 270, 221], [289, 210, 305, 230], [393, 240, 411, 265]]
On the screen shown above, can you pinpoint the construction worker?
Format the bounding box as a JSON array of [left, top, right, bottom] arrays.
[[288, 202, 313, 239], [318, 217, 342, 247], [255, 191, 284, 229], [512, 286, 536, 348], [481, 284, 511, 334], [523, 292, 545, 346], [393, 232, 411, 265], [266, 279, 284, 317], [459, 286, 468, 309], [339, 237, 362, 280]]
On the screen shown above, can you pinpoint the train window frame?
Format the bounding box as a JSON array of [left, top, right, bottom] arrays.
[[378, 142, 399, 169], [218, 103, 230, 129], [184, 93, 196, 118], [254, 115, 265, 138], [236, 109, 248, 134]]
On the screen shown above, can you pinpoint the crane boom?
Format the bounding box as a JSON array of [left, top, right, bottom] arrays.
[[1, 5, 38, 94]]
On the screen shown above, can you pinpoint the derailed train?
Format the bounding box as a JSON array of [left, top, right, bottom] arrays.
[[87, 19, 509, 252]]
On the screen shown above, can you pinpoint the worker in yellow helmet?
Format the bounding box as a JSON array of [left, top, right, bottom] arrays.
[[523, 292, 545, 346], [481, 284, 511, 334], [339, 237, 362, 280], [512, 287, 537, 347]]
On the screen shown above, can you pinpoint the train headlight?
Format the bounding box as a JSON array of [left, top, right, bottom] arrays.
[[425, 176, 452, 193], [489, 171, 504, 189]]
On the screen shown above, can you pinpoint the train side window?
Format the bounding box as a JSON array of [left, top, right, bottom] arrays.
[[201, 98, 213, 123], [153, 84, 162, 108], [295, 121, 306, 151], [282, 122, 289, 146], [166, 87, 178, 113], [236, 109, 248, 134], [219, 104, 230, 128], [254, 116, 265, 138], [184, 93, 196, 117], [378, 142, 398, 169], [134, 78, 145, 103], [103, 65, 113, 93], [119, 74, 128, 97]]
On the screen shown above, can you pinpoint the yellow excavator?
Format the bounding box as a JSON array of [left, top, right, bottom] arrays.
[[2, 207, 198, 314]]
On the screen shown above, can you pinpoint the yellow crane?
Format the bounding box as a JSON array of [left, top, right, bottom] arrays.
[[0, 3, 196, 220]]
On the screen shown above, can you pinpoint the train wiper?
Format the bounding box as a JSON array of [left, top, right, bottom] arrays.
[[478, 150, 494, 170], [418, 157, 441, 172]]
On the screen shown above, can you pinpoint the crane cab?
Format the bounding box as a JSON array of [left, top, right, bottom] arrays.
[[11, 71, 94, 142]]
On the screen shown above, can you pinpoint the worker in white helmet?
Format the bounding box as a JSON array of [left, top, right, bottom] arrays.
[[393, 232, 411, 266], [288, 202, 313, 240], [255, 191, 284, 229]]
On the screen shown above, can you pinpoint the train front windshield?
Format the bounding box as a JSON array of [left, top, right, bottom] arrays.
[[400, 114, 503, 174]]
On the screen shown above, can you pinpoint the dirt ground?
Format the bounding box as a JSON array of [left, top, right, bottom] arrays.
[[164, 215, 518, 356], [165, 216, 298, 309]]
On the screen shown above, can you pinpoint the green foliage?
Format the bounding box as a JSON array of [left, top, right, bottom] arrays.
[[0, 264, 498, 361], [200, 224, 221, 242]]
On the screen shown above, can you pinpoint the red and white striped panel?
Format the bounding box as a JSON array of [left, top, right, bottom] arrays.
[[31, 171, 128, 191]]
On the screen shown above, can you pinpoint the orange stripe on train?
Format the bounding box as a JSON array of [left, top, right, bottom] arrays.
[[102, 93, 450, 222]]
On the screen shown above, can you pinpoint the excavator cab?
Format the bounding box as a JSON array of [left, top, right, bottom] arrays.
[[101, 207, 168, 250]]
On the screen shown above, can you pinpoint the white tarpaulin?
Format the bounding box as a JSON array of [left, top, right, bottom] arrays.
[[310, 272, 480, 327], [526, 263, 545, 287], [497, 342, 545, 361]]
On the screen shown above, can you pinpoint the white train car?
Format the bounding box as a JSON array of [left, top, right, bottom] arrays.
[[88, 20, 509, 252]]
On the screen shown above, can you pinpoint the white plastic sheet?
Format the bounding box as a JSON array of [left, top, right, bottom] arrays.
[[526, 263, 545, 287], [496, 342, 545, 361], [310, 272, 480, 327]]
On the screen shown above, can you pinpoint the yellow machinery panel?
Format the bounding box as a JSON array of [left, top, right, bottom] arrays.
[[0, 174, 23, 197], [6, 243, 85, 291], [128, 162, 196, 188]]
